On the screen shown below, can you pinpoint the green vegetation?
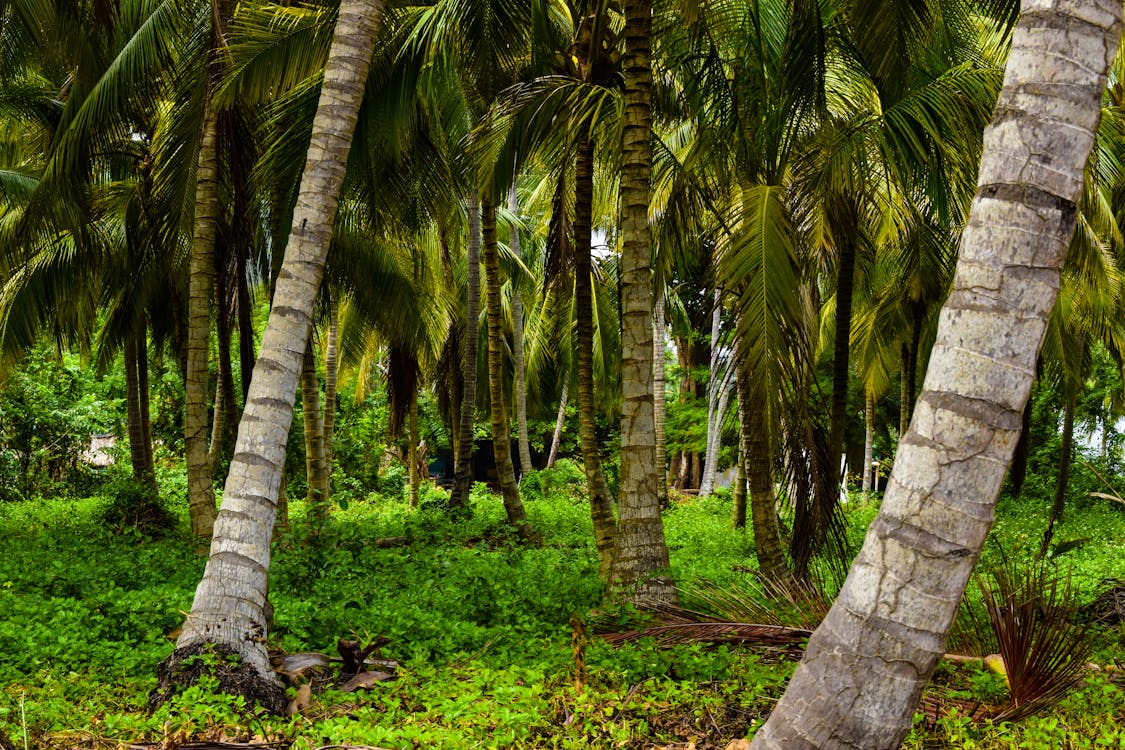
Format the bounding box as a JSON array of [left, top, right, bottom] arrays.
[[0, 486, 1120, 749]]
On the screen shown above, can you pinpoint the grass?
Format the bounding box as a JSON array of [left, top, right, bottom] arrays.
[[0, 483, 1121, 748]]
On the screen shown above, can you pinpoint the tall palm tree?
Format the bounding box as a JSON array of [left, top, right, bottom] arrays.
[[750, 0, 1121, 744], [160, 0, 386, 709]]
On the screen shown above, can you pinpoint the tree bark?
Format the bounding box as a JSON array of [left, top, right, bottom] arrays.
[[738, 367, 791, 585], [323, 295, 339, 484], [547, 384, 568, 469], [862, 390, 874, 495], [732, 431, 747, 530], [509, 185, 534, 478], [160, 0, 385, 711], [124, 328, 157, 491], [608, 0, 675, 606], [653, 291, 668, 503], [1040, 391, 1076, 557], [750, 2, 1121, 745], [450, 197, 481, 509], [574, 137, 617, 575], [481, 199, 531, 536], [185, 97, 219, 538], [827, 196, 858, 479], [408, 391, 421, 508], [301, 335, 329, 527], [700, 288, 726, 496]]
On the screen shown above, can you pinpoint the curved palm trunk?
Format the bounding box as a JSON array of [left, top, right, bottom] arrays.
[[481, 199, 530, 536], [751, 3, 1121, 745], [185, 99, 220, 538], [159, 1, 385, 711], [508, 185, 533, 478], [450, 198, 482, 509], [608, 0, 675, 605], [574, 137, 617, 575]]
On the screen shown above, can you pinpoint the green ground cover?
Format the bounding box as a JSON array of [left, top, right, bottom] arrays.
[[0, 483, 1121, 749]]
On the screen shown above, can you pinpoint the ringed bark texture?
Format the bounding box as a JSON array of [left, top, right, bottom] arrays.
[[609, 0, 675, 605], [750, 1, 1122, 747], [169, 0, 385, 702]]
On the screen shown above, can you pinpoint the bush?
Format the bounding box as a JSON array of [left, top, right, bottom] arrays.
[[98, 477, 177, 537]]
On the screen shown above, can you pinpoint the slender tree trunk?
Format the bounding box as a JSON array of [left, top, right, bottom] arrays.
[[1041, 392, 1076, 557], [208, 375, 226, 474], [608, 0, 675, 606], [574, 137, 617, 575], [237, 242, 255, 402], [862, 390, 874, 495], [137, 330, 156, 482], [509, 185, 534, 478], [124, 330, 157, 491], [323, 295, 339, 484], [409, 392, 421, 508], [700, 289, 727, 496], [653, 292, 668, 503], [1010, 393, 1033, 495], [301, 336, 329, 526], [827, 197, 857, 478], [750, 4, 1121, 745], [547, 385, 568, 469], [738, 369, 791, 585], [450, 198, 481, 509], [481, 199, 531, 536], [732, 430, 747, 529], [185, 98, 219, 538], [159, 1, 386, 711]]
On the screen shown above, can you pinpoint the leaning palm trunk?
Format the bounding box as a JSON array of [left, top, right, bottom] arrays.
[[547, 384, 568, 469], [450, 198, 482, 509], [574, 137, 617, 575], [323, 295, 339, 482], [481, 200, 531, 535], [185, 98, 220, 538], [157, 1, 385, 711], [750, 2, 1121, 746], [608, 0, 675, 605], [861, 390, 874, 494], [508, 185, 533, 478]]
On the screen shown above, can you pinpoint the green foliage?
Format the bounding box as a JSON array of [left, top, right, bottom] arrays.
[[0, 346, 122, 501], [97, 476, 177, 538]]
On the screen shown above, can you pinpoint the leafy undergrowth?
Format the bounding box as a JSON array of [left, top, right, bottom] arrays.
[[0, 486, 1121, 748]]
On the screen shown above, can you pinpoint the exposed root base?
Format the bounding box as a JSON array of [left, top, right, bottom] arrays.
[[150, 643, 286, 715]]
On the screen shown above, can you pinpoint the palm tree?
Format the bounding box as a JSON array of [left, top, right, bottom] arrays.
[[608, 0, 676, 605], [750, 0, 1121, 744], [160, 0, 386, 709]]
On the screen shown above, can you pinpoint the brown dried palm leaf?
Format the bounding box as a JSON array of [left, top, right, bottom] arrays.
[[978, 562, 1093, 722]]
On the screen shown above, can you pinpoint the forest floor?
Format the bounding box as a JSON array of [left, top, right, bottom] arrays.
[[0, 471, 1122, 749]]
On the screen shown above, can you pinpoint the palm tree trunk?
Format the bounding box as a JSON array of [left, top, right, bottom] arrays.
[[1010, 393, 1033, 496], [137, 330, 156, 483], [323, 295, 339, 483], [1040, 391, 1076, 557], [450, 197, 481, 509], [862, 390, 874, 495], [827, 197, 858, 477], [547, 384, 568, 469], [750, 3, 1121, 744], [185, 98, 219, 538], [700, 288, 724, 496], [574, 137, 617, 575], [509, 185, 534, 478], [409, 391, 421, 507], [481, 199, 531, 536], [608, 0, 675, 606], [738, 369, 791, 585], [732, 431, 747, 529], [159, 0, 386, 711], [124, 329, 157, 491], [301, 335, 329, 527], [653, 292, 668, 503], [237, 231, 255, 402]]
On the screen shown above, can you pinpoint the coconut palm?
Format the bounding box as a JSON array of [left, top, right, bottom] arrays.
[[750, 0, 1121, 743]]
